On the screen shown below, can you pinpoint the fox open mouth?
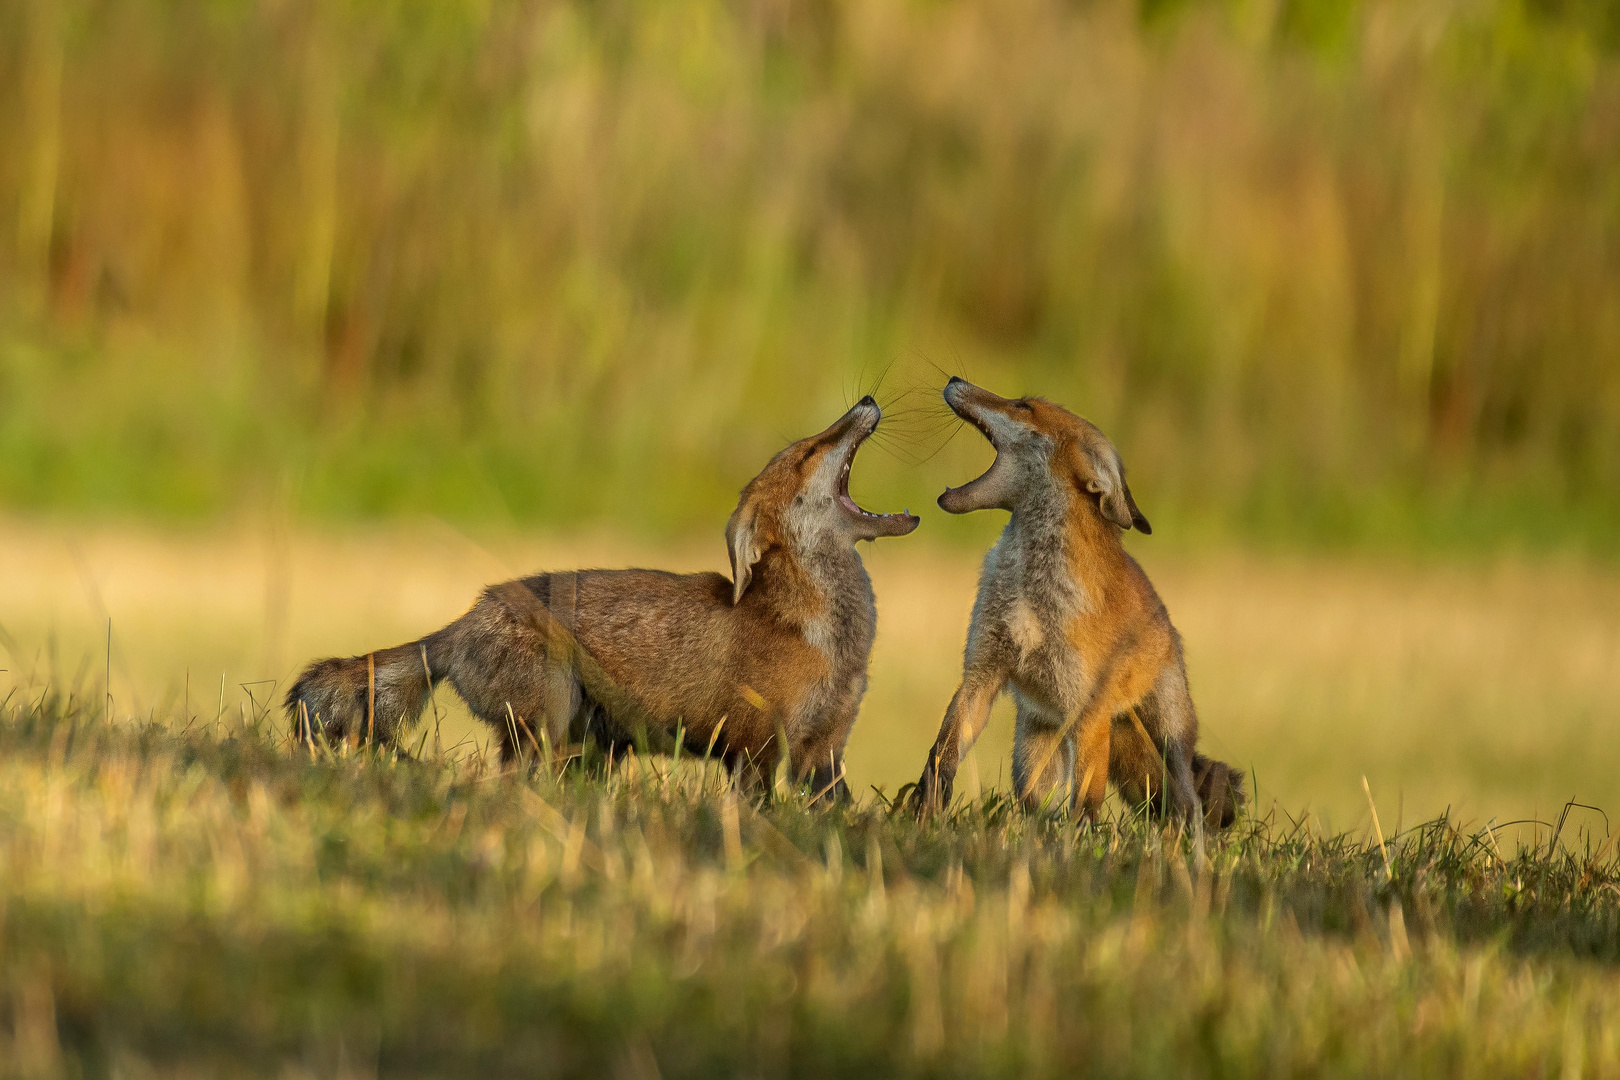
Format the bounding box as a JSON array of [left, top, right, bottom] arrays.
[[936, 379, 1018, 514], [940, 396, 1003, 503], [951, 397, 999, 449], [837, 413, 919, 536]]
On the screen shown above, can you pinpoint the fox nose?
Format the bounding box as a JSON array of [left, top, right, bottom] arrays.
[[946, 376, 966, 387], [858, 395, 877, 409]]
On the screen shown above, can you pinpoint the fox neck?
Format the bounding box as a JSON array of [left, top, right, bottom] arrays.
[[1005, 478, 1128, 606], [1062, 490, 1134, 599], [1005, 471, 1073, 565], [751, 540, 876, 668]]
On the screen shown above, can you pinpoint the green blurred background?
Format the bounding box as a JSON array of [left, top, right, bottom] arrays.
[[3, 0, 1618, 550]]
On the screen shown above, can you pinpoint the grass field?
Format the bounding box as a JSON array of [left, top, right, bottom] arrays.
[[5, 0, 1620, 1071], [5, 523, 1618, 1075], [1, 688, 1618, 1077]]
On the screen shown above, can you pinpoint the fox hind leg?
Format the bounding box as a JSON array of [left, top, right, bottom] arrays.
[[435, 576, 593, 768], [1074, 712, 1111, 822]]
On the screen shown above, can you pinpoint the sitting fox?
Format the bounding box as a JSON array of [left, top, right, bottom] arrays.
[[284, 397, 919, 798], [910, 378, 1243, 829]]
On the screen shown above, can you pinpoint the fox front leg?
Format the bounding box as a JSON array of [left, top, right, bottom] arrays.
[[799, 712, 858, 808], [1011, 717, 1073, 815], [807, 756, 851, 806], [912, 671, 1004, 815]]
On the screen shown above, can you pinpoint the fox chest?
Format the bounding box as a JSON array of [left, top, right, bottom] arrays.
[[792, 580, 878, 722], [1003, 615, 1081, 715], [976, 543, 1086, 713], [973, 594, 1084, 715]]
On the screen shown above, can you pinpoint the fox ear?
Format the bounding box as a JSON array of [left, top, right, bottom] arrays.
[[1120, 480, 1151, 534], [1072, 439, 1152, 534], [725, 498, 763, 604]]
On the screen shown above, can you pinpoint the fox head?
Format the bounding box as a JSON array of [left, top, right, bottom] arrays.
[[936, 377, 1151, 534], [726, 396, 920, 604]]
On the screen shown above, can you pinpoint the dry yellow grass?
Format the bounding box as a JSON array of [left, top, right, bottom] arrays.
[[3, 518, 1616, 835]]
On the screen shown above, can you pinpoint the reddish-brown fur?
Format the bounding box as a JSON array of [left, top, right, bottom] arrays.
[[284, 398, 918, 798], [910, 378, 1243, 829]]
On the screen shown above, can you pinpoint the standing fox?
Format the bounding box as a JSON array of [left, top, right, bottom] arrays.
[[910, 378, 1243, 828], [284, 397, 919, 797]]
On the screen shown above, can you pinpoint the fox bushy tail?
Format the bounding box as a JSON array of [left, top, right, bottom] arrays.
[[1110, 720, 1247, 830], [284, 626, 456, 747], [1190, 752, 1246, 829]]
